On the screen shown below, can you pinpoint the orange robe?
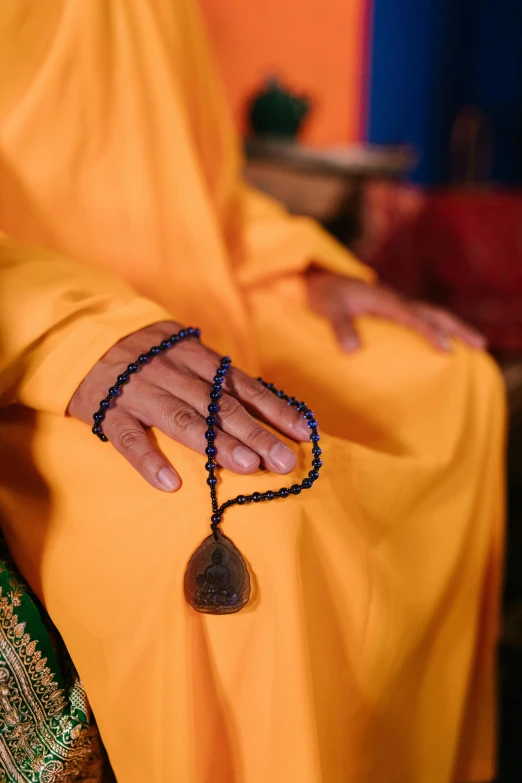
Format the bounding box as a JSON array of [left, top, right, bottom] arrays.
[[0, 2, 504, 782]]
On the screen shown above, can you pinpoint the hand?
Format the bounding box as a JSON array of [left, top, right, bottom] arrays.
[[68, 321, 311, 492], [306, 269, 487, 352]]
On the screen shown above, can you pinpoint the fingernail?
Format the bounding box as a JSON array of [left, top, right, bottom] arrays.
[[269, 442, 297, 472], [232, 446, 259, 470], [296, 418, 311, 439], [157, 467, 181, 492], [341, 336, 360, 352]]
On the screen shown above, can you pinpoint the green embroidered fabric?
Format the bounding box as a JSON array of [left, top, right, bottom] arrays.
[[0, 540, 108, 782]]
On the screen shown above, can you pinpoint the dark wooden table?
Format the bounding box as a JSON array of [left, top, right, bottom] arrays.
[[244, 138, 415, 243]]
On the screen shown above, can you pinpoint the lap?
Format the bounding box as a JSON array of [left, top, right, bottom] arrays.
[[0, 306, 504, 781], [248, 281, 504, 457]]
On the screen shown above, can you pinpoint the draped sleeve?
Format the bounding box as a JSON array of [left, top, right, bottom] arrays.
[[232, 183, 376, 288], [0, 233, 171, 415]]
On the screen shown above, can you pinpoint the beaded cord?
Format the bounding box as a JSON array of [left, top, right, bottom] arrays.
[[92, 327, 322, 539], [91, 327, 201, 441], [206, 357, 322, 540]]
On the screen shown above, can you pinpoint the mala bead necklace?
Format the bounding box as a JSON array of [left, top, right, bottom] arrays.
[[92, 327, 322, 614]]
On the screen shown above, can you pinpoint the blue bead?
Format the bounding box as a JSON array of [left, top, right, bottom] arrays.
[[205, 445, 217, 457], [117, 373, 129, 384], [210, 390, 221, 400], [213, 376, 223, 385], [310, 432, 320, 442], [188, 327, 196, 336], [290, 484, 301, 495], [206, 415, 216, 426], [267, 383, 276, 391], [108, 386, 121, 397], [204, 430, 215, 441], [138, 354, 149, 364], [304, 410, 315, 420], [211, 513, 222, 524], [92, 424, 102, 435], [252, 492, 262, 503], [265, 491, 275, 500], [100, 434, 109, 442], [127, 363, 139, 374], [150, 346, 161, 355], [308, 469, 319, 480], [99, 399, 111, 410], [216, 368, 226, 377], [295, 403, 304, 412], [207, 476, 217, 486], [307, 419, 318, 429], [278, 488, 290, 498], [287, 397, 297, 406], [205, 461, 215, 472], [313, 458, 322, 469], [170, 334, 180, 343], [93, 411, 104, 422], [193, 328, 201, 338], [179, 329, 187, 338], [208, 402, 219, 413], [302, 478, 313, 489], [312, 446, 322, 456], [237, 495, 246, 505], [160, 340, 171, 350], [221, 355, 231, 364]]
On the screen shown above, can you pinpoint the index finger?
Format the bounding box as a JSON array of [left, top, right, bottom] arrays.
[[224, 368, 312, 442]]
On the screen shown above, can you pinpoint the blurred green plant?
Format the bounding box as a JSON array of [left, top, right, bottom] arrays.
[[248, 77, 311, 140]]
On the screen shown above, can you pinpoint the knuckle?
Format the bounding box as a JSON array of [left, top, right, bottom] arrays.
[[116, 426, 144, 452], [165, 403, 201, 433], [245, 424, 275, 453], [243, 378, 271, 404], [218, 394, 244, 420], [153, 356, 173, 375]]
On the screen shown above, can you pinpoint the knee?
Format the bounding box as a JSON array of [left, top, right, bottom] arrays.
[[462, 348, 506, 427], [471, 349, 505, 397]]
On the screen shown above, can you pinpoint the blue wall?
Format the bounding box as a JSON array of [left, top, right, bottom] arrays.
[[367, 0, 522, 185]]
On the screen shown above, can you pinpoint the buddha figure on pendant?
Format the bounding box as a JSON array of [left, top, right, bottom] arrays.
[[196, 547, 237, 607], [184, 532, 251, 614]]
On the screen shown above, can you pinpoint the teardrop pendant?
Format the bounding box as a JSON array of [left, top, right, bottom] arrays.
[[184, 530, 251, 614]]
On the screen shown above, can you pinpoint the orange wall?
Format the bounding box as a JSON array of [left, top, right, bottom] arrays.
[[200, 0, 370, 145]]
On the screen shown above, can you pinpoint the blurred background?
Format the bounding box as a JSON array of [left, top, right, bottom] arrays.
[[199, 1, 522, 781]]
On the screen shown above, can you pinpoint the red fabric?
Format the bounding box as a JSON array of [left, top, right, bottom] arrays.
[[358, 184, 522, 353], [420, 190, 522, 353], [354, 181, 428, 298]]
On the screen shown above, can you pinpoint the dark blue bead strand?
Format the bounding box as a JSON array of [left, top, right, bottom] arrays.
[[207, 372, 322, 538], [204, 356, 233, 539], [91, 327, 201, 441], [92, 329, 322, 538]]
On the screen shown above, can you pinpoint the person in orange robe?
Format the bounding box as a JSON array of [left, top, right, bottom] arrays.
[[0, 2, 504, 782]]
